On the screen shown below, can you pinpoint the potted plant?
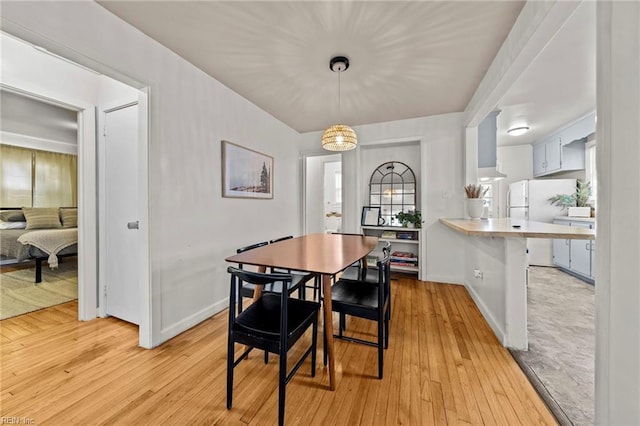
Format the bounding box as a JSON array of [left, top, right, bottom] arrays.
[[548, 180, 592, 217], [464, 184, 488, 220], [395, 210, 423, 228]]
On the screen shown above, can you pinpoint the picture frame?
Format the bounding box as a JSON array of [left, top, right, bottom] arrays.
[[222, 140, 273, 199], [361, 206, 382, 226]]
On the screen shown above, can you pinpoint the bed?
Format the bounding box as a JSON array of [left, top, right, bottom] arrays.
[[0, 208, 78, 283]]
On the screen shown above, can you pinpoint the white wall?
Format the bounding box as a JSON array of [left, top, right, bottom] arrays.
[[595, 2, 640, 423], [1, 2, 301, 346], [464, 235, 507, 342], [300, 113, 466, 284], [496, 144, 533, 217]]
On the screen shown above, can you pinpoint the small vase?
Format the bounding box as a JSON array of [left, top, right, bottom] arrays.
[[407, 223, 415, 228], [467, 198, 484, 220]]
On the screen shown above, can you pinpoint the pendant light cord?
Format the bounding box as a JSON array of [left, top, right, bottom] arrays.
[[337, 67, 341, 123]]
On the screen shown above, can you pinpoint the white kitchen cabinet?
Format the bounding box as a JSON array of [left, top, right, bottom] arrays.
[[533, 112, 595, 177], [552, 218, 595, 283], [552, 236, 571, 269], [533, 143, 546, 176], [590, 240, 596, 278], [570, 222, 592, 276], [533, 137, 562, 175]]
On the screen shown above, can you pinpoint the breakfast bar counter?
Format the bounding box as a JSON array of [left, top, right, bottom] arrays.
[[440, 217, 595, 350], [439, 218, 595, 239]]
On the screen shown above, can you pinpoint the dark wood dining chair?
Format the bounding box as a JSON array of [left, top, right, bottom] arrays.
[[340, 240, 392, 283], [336, 241, 392, 332], [270, 235, 321, 301], [236, 241, 305, 302], [325, 254, 391, 379], [236, 241, 269, 301], [226, 266, 320, 426]]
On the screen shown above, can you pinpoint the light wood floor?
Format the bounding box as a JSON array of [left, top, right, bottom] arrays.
[[1, 276, 557, 425]]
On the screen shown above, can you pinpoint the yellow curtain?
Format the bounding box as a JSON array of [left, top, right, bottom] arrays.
[[33, 150, 77, 207], [0, 144, 33, 207]]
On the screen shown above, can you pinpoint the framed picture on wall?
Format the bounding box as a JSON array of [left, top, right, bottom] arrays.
[[361, 206, 382, 226], [221, 140, 273, 199]]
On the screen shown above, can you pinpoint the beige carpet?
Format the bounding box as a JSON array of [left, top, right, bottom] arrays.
[[0, 261, 77, 320]]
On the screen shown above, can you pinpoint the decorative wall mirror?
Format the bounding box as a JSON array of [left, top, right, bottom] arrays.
[[369, 161, 417, 227]]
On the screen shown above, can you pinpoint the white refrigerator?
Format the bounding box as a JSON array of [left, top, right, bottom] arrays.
[[507, 179, 577, 266]]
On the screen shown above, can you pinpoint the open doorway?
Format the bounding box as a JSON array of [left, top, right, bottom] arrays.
[[304, 153, 342, 234], [0, 32, 151, 347]]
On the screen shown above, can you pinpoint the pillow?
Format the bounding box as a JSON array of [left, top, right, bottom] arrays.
[[59, 208, 78, 228], [0, 221, 27, 230], [22, 207, 62, 230], [0, 210, 26, 222]]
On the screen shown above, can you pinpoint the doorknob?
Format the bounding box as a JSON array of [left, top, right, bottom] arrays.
[[127, 221, 139, 229]]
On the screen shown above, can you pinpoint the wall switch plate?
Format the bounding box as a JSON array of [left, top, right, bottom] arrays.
[[474, 269, 483, 279]]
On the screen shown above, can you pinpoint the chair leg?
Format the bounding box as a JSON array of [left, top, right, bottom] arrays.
[[378, 317, 384, 379], [313, 276, 319, 302], [311, 314, 318, 377], [278, 350, 287, 426], [299, 284, 306, 300], [385, 314, 390, 349], [227, 340, 234, 409], [264, 350, 269, 364], [339, 313, 345, 336], [323, 320, 328, 366]]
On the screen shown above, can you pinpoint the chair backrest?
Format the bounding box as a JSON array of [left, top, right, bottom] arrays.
[[382, 241, 392, 257], [227, 266, 293, 330], [237, 241, 268, 254], [270, 235, 293, 244], [236, 241, 268, 270]]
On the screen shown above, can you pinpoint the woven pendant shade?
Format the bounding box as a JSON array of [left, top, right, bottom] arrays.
[[322, 124, 358, 151]]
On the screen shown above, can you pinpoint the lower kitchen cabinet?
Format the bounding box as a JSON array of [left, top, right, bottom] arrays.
[[552, 237, 571, 269], [553, 218, 595, 283]]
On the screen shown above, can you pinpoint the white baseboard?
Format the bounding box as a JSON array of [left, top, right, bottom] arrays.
[[463, 280, 506, 346], [425, 274, 464, 285], [158, 298, 228, 345]]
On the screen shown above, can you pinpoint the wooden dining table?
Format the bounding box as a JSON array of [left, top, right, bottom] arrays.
[[225, 233, 379, 391]]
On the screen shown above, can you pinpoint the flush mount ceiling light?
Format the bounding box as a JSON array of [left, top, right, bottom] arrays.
[[507, 126, 530, 136], [322, 56, 358, 152]]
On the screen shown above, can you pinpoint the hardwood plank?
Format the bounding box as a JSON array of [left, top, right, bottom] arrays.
[[0, 276, 557, 425]]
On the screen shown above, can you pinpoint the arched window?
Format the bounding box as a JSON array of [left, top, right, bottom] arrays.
[[369, 161, 417, 226]]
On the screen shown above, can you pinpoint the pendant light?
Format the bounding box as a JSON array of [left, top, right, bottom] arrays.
[[322, 56, 358, 151]]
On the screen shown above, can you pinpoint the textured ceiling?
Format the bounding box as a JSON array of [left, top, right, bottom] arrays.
[[497, 1, 595, 147], [98, 1, 524, 132]]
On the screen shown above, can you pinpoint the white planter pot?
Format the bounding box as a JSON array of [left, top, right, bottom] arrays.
[[467, 198, 484, 220], [568, 207, 591, 217]]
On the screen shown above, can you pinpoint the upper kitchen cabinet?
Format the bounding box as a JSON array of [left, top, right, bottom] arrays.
[[533, 136, 561, 175], [533, 112, 595, 177]]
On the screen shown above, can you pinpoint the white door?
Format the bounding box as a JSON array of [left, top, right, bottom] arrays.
[[104, 103, 140, 325], [509, 181, 528, 207], [509, 207, 528, 220]]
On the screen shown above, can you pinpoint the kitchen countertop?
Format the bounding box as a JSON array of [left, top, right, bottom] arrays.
[[440, 218, 595, 240], [553, 216, 596, 223]]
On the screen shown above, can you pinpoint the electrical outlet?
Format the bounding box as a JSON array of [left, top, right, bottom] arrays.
[[474, 269, 483, 279]]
